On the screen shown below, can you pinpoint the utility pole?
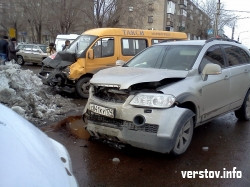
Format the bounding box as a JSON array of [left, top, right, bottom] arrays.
[[215, 0, 221, 37], [231, 21, 235, 40]]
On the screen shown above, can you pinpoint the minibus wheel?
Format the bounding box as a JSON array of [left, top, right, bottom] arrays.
[[76, 77, 91, 99]]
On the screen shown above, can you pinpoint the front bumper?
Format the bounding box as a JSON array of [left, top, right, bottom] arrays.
[[84, 95, 194, 153], [39, 67, 76, 93]]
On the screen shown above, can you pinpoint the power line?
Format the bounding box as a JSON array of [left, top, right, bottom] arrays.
[[221, 9, 250, 13]]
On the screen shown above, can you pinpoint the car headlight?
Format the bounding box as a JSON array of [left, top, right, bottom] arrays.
[[130, 93, 176, 108]]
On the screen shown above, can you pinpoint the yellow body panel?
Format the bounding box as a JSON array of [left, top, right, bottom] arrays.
[[69, 58, 85, 79]]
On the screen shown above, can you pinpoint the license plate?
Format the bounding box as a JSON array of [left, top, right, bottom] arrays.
[[89, 103, 115, 118]]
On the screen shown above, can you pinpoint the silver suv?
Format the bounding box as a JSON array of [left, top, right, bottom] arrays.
[[83, 38, 250, 155], [16, 44, 48, 65]]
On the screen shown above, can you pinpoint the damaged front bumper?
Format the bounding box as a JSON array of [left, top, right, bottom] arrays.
[[84, 94, 193, 154], [38, 66, 76, 94]]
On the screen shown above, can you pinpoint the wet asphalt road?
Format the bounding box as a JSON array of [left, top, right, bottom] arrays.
[[23, 64, 250, 186]]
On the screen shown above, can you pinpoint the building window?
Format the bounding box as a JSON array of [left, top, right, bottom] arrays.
[[148, 3, 154, 11], [166, 26, 174, 31], [190, 14, 193, 20], [128, 17, 133, 26], [179, 0, 187, 7], [129, 7, 133, 12], [179, 9, 187, 17], [148, 16, 153, 23], [167, 1, 175, 14]]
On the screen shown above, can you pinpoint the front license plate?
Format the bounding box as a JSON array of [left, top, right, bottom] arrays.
[[89, 103, 115, 118]]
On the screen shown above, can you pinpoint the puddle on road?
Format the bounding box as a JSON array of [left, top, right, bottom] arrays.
[[66, 117, 90, 139], [42, 115, 90, 140]]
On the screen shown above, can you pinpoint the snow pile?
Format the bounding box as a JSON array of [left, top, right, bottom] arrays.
[[0, 63, 81, 126]]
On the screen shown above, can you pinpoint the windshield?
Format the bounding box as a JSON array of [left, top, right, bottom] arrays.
[[67, 35, 97, 55], [125, 45, 202, 71]]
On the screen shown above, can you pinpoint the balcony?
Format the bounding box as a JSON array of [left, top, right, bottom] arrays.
[[166, 21, 174, 27], [179, 4, 187, 10], [179, 0, 187, 6]]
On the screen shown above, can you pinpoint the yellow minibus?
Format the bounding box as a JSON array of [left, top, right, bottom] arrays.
[[40, 28, 187, 98]]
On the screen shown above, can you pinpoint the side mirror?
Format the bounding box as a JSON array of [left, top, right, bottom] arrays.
[[201, 63, 222, 81], [116, 60, 126, 66], [88, 49, 94, 59]]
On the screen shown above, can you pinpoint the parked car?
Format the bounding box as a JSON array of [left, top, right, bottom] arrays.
[[16, 44, 48, 65], [0, 104, 78, 186], [83, 38, 250, 155]]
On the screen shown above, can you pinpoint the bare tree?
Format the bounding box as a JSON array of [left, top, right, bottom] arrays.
[[19, 0, 48, 43], [197, 0, 235, 36], [74, 0, 128, 28], [0, 0, 25, 39], [46, 0, 90, 35]]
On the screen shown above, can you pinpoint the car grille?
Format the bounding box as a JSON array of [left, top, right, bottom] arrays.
[[93, 86, 129, 103], [86, 110, 159, 134]]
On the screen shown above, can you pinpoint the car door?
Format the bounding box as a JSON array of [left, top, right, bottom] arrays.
[[85, 37, 116, 73], [22, 45, 33, 62], [199, 45, 231, 122], [31, 45, 42, 63], [222, 45, 250, 110]]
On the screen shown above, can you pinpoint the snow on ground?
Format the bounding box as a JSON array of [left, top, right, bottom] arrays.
[[0, 62, 81, 126]]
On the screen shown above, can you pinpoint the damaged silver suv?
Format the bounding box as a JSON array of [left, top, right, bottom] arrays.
[[83, 38, 250, 155]]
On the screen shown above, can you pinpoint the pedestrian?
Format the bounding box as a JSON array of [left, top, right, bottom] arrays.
[[62, 40, 70, 51], [8, 37, 19, 62], [0, 35, 9, 64], [47, 42, 56, 55]]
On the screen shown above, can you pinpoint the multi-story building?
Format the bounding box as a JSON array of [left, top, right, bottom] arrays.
[[117, 0, 212, 40]]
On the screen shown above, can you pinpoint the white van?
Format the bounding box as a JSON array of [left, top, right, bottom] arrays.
[[55, 34, 79, 52]]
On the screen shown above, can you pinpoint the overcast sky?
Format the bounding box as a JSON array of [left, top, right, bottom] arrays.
[[221, 0, 250, 48]]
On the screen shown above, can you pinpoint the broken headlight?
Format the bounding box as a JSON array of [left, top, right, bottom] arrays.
[[130, 93, 175, 108], [62, 66, 70, 77]]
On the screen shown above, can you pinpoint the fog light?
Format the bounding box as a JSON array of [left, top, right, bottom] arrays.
[[133, 115, 145, 126]]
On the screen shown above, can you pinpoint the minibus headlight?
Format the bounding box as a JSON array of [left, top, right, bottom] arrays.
[[62, 66, 70, 77], [130, 93, 175, 108]]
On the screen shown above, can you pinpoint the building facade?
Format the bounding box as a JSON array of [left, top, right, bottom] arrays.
[[117, 0, 212, 40]]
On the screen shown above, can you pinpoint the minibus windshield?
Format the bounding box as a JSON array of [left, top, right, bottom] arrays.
[[67, 35, 97, 55]]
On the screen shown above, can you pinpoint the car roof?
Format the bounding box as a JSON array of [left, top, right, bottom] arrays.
[[157, 40, 206, 46]]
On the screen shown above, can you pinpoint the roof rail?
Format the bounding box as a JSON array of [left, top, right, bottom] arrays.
[[206, 37, 240, 44]]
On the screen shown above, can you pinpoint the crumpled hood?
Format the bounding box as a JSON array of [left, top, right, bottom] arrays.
[[42, 51, 76, 69], [91, 66, 189, 89]]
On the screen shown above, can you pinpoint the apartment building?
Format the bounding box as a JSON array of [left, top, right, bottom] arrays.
[[117, 0, 211, 40]]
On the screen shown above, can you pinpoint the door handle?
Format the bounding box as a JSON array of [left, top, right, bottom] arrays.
[[224, 75, 229, 80], [244, 69, 249, 73]]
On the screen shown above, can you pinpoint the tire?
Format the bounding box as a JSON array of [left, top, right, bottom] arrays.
[[235, 90, 250, 121], [75, 77, 91, 99], [172, 118, 194, 155], [17, 56, 25, 65]]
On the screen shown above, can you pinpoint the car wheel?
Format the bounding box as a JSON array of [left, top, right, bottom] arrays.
[[235, 90, 250, 121], [172, 118, 194, 155], [17, 56, 25, 65], [76, 77, 91, 99]]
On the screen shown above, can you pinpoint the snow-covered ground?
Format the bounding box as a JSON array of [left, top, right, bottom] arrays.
[[0, 62, 81, 126]]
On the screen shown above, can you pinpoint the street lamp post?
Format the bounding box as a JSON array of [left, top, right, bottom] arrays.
[[238, 31, 249, 42]]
